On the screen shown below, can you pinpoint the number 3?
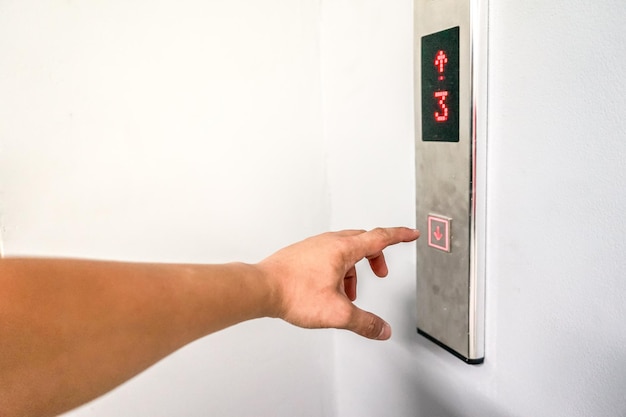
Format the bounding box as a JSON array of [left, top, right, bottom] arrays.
[[434, 91, 449, 122]]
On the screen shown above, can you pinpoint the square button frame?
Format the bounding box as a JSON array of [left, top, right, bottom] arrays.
[[427, 214, 452, 252]]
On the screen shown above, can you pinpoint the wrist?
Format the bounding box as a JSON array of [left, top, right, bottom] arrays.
[[232, 262, 280, 320], [251, 261, 284, 320]]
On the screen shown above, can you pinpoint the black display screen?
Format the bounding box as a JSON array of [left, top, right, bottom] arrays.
[[421, 26, 460, 142]]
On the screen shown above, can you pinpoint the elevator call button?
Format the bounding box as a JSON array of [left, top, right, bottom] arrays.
[[427, 214, 451, 252]]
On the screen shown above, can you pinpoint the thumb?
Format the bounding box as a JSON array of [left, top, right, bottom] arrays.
[[347, 306, 392, 340]]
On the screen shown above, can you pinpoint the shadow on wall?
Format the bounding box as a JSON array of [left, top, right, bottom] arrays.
[[390, 296, 511, 417], [412, 385, 458, 417], [392, 356, 509, 417]]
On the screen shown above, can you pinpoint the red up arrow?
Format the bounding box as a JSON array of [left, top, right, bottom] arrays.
[[433, 226, 443, 241]]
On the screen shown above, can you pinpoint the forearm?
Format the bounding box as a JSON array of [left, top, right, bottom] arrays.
[[0, 258, 274, 417]]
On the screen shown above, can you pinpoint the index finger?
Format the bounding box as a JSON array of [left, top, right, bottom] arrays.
[[348, 227, 420, 264]]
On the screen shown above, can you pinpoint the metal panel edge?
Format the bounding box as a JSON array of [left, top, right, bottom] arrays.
[[468, 0, 488, 362]]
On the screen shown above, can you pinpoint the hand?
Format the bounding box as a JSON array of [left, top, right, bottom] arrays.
[[257, 227, 420, 340]]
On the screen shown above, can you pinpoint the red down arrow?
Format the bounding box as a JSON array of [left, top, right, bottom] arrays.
[[433, 226, 443, 241]]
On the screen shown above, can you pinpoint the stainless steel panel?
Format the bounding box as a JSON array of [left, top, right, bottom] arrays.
[[414, 0, 488, 363]]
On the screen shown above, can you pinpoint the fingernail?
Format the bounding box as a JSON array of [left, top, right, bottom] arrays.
[[376, 322, 391, 340]]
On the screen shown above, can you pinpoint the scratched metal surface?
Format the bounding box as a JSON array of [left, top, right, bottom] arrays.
[[414, 0, 472, 358]]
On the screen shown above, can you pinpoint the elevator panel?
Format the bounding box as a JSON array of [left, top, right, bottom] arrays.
[[414, 0, 488, 364]]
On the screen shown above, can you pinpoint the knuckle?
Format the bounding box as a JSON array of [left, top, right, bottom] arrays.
[[366, 316, 378, 336], [370, 227, 389, 241], [333, 237, 350, 257]]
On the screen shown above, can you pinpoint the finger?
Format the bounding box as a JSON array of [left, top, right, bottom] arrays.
[[347, 305, 392, 340], [367, 251, 388, 278], [349, 227, 420, 264], [343, 266, 357, 301]]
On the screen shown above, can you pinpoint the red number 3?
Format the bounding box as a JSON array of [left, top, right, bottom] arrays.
[[434, 91, 449, 122]]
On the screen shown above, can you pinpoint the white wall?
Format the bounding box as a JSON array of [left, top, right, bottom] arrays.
[[325, 1, 626, 417], [0, 1, 335, 416]]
